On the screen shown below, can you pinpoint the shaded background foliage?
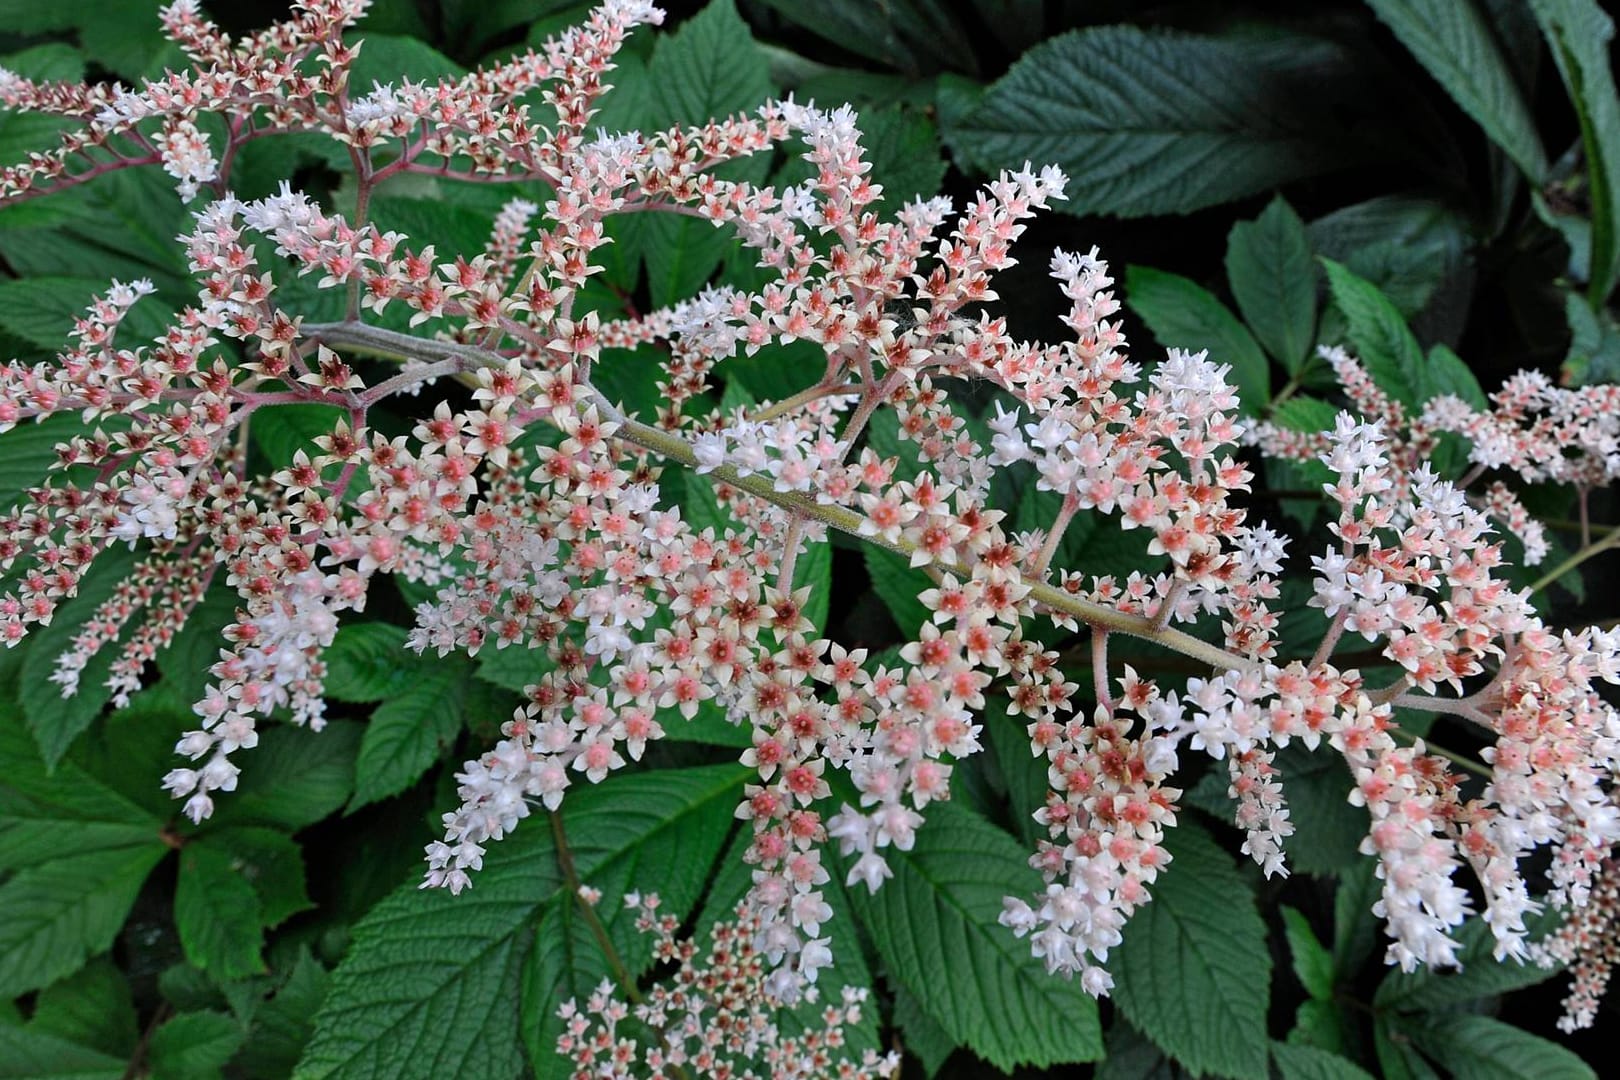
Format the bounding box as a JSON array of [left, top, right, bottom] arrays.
[[0, 0, 1617, 1077]]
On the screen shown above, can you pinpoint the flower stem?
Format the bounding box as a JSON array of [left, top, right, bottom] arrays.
[[549, 810, 638, 1002]]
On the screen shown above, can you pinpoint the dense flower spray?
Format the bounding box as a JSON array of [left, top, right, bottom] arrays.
[[3, 0, 1619, 1047]]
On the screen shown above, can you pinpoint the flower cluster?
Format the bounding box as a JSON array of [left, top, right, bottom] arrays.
[[3, 0, 1619, 1047], [1249, 345, 1551, 565], [556, 893, 900, 1079]]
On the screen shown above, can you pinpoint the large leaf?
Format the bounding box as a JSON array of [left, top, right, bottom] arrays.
[[751, 0, 980, 76], [1225, 196, 1318, 372], [1281, 907, 1336, 1000], [147, 1011, 245, 1080], [862, 545, 933, 640], [0, 45, 83, 171], [1409, 1015, 1594, 1080], [1125, 266, 1269, 415], [296, 765, 746, 1080], [948, 27, 1356, 217], [321, 623, 414, 703], [28, 960, 138, 1059], [1531, 0, 1620, 303], [1110, 820, 1271, 1079], [844, 800, 1103, 1070], [1365, 0, 1547, 181], [0, 705, 164, 868]]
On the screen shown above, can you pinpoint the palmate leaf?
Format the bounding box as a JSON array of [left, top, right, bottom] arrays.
[[296, 764, 745, 1080], [843, 800, 1103, 1071], [1365, 0, 1547, 182], [1110, 820, 1271, 1079], [948, 27, 1357, 217]]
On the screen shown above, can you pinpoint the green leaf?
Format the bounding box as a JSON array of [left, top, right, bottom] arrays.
[[28, 959, 138, 1059], [0, 276, 164, 355], [296, 765, 746, 1080], [153, 584, 239, 709], [1531, 0, 1620, 302], [1014, 482, 1150, 584], [175, 840, 269, 979], [1110, 820, 1271, 1079], [983, 712, 1046, 848], [349, 659, 471, 810], [1282, 907, 1336, 999], [0, 1023, 126, 1080], [0, 414, 98, 512], [1126, 266, 1269, 415], [1410, 1014, 1594, 1080], [948, 27, 1356, 217], [1225, 196, 1317, 372], [441, 0, 580, 53], [1289, 998, 1349, 1055], [1097, 1020, 1184, 1080], [1271, 1041, 1377, 1080], [207, 722, 361, 831], [1321, 258, 1425, 408], [1275, 742, 1367, 876], [1423, 343, 1488, 409], [1375, 1016, 1441, 1080], [321, 623, 414, 703], [1365, 0, 1547, 181], [861, 105, 948, 208], [843, 800, 1103, 1070], [147, 1011, 245, 1080], [0, 842, 166, 997], [1333, 859, 1382, 977]]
